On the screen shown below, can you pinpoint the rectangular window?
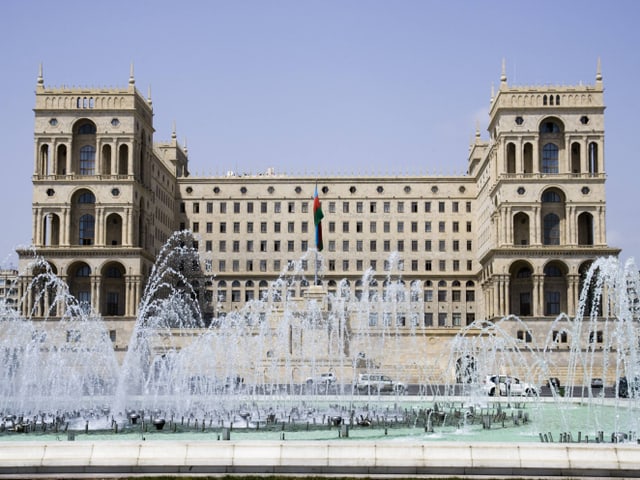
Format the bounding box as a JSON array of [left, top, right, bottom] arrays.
[[329, 201, 336, 213], [397, 240, 404, 252], [384, 202, 390, 213], [220, 202, 227, 214], [383, 240, 390, 252], [219, 222, 226, 233], [424, 290, 433, 302], [301, 221, 308, 233], [411, 240, 418, 251], [274, 202, 281, 213], [397, 202, 404, 213], [329, 221, 335, 233], [411, 259, 418, 271], [425, 221, 431, 233], [370, 240, 377, 252], [438, 290, 447, 302], [452, 290, 461, 302], [397, 221, 404, 233], [260, 240, 267, 252], [425, 260, 432, 271], [342, 240, 349, 252], [356, 221, 363, 233], [287, 222, 294, 233], [342, 222, 349, 233], [342, 260, 349, 271], [260, 202, 267, 213], [192, 222, 199, 233], [467, 221, 472, 233], [370, 202, 376, 213], [288, 201, 295, 213], [219, 240, 226, 252], [466, 201, 472, 213], [260, 260, 267, 272], [274, 240, 281, 251], [453, 221, 459, 233], [193, 202, 200, 214], [218, 260, 226, 272], [247, 240, 254, 252], [233, 240, 240, 252], [301, 201, 308, 213], [205, 240, 212, 252], [233, 202, 240, 214], [439, 260, 446, 271], [247, 222, 254, 234], [356, 201, 363, 213], [424, 313, 433, 327], [384, 221, 390, 233], [453, 260, 460, 271], [411, 201, 418, 213], [438, 313, 447, 326], [452, 313, 461, 326], [287, 240, 294, 252], [343, 201, 349, 213], [233, 222, 240, 233], [180, 202, 186, 213], [370, 221, 376, 233], [453, 240, 460, 251], [425, 201, 431, 213], [467, 240, 472, 251], [206, 202, 213, 214], [206, 222, 213, 233], [438, 201, 445, 213], [247, 202, 254, 213], [439, 221, 445, 233], [274, 222, 281, 233], [356, 240, 363, 252], [439, 240, 446, 252], [411, 221, 418, 233], [452, 201, 459, 213], [328, 240, 336, 252], [466, 290, 475, 302], [260, 222, 267, 233], [301, 240, 308, 250]]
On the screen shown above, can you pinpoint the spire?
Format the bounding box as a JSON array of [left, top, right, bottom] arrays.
[[596, 57, 603, 85], [129, 62, 135, 86], [500, 58, 507, 86], [172, 120, 177, 140], [37, 63, 44, 90], [147, 84, 153, 107]]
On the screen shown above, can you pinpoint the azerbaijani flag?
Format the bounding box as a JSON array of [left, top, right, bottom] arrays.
[[313, 185, 324, 251]]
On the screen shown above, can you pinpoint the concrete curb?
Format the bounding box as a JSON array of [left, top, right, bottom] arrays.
[[0, 440, 639, 477]]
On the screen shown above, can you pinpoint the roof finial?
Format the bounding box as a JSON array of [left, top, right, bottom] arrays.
[[172, 120, 177, 140], [37, 63, 44, 89], [147, 84, 152, 107], [475, 119, 481, 143], [184, 137, 188, 155], [500, 58, 507, 86], [129, 62, 135, 86], [596, 57, 603, 84], [490, 82, 495, 105]]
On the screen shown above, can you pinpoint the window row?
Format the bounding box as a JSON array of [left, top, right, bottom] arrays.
[[208, 258, 474, 273], [181, 200, 473, 215]]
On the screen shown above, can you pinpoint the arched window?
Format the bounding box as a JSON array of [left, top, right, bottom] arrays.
[[78, 191, 96, 204], [79, 145, 96, 175], [79, 214, 95, 245], [543, 213, 560, 245], [542, 190, 561, 203], [75, 264, 91, 277], [78, 123, 96, 134], [542, 143, 558, 173]]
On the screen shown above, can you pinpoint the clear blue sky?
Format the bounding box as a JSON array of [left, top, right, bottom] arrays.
[[1, 0, 639, 267]]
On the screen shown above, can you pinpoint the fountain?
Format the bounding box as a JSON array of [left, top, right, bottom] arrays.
[[0, 232, 639, 475]]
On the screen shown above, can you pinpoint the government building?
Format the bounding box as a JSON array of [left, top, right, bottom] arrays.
[[13, 62, 621, 384]]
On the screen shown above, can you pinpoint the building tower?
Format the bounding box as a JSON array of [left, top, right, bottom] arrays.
[[17, 65, 185, 345], [471, 60, 619, 323]]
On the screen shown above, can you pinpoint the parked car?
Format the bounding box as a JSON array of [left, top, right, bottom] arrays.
[[483, 374, 537, 396], [546, 377, 561, 389], [590, 377, 603, 389], [355, 373, 406, 394], [304, 372, 337, 386], [617, 376, 640, 398]]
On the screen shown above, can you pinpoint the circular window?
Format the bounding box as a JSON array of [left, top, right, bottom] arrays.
[[268, 186, 275, 194], [111, 118, 120, 127], [580, 116, 590, 125], [46, 188, 55, 196], [213, 186, 220, 194], [376, 186, 384, 193], [349, 186, 356, 194], [431, 186, 439, 193], [459, 186, 466, 193], [186, 186, 193, 194], [515, 116, 524, 125], [404, 186, 411, 193], [295, 186, 302, 194], [322, 186, 329, 194], [240, 186, 247, 194], [517, 187, 526, 195], [581, 186, 590, 195], [49, 118, 58, 126], [111, 188, 120, 196]]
